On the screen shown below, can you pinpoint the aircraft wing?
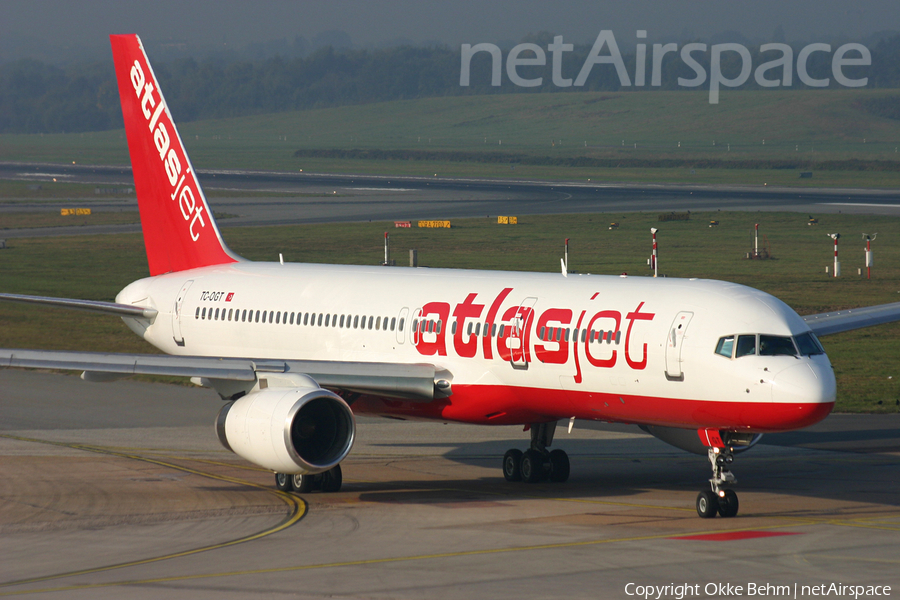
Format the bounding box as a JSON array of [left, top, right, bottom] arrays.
[[0, 348, 440, 401], [803, 301, 900, 336]]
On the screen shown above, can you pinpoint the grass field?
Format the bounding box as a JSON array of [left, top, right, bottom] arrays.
[[1, 210, 899, 413], [3, 89, 900, 187]]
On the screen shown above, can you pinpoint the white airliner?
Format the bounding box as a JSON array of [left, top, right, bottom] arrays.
[[3, 34, 900, 518]]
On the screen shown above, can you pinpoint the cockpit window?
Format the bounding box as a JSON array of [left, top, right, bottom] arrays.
[[735, 335, 756, 357], [794, 332, 825, 356], [759, 335, 797, 357], [715, 336, 734, 358]]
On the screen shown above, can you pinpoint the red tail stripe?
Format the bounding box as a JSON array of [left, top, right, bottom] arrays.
[[110, 34, 239, 276]]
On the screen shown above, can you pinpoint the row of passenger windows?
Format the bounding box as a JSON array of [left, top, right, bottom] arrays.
[[715, 332, 824, 359], [538, 327, 621, 344], [194, 306, 621, 345], [387, 317, 620, 344], [195, 305, 403, 332]]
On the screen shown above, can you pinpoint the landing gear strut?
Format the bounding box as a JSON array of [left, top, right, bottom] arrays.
[[502, 422, 569, 484], [274, 464, 343, 493], [696, 447, 739, 518]]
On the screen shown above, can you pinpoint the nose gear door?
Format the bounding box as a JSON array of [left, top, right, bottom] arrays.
[[665, 311, 693, 381]]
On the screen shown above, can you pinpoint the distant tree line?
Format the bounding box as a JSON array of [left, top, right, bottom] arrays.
[[3, 34, 900, 134]]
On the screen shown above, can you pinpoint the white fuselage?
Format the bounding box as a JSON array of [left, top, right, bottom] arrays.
[[117, 262, 836, 433]]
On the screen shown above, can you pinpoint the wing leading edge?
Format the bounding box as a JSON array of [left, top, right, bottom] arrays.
[[803, 301, 900, 336], [0, 349, 441, 402]]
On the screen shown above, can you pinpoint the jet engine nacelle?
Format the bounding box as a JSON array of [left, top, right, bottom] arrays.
[[215, 383, 355, 474], [640, 425, 762, 455]]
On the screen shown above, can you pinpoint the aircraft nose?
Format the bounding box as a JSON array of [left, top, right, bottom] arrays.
[[772, 359, 835, 404], [769, 358, 835, 428]]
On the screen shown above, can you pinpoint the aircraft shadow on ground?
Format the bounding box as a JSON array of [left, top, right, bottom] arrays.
[[353, 436, 900, 510]]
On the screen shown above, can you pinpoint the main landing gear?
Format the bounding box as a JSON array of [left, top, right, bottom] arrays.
[[696, 447, 739, 518], [502, 422, 570, 484], [275, 464, 343, 494]]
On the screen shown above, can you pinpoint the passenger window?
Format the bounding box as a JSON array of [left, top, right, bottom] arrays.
[[581, 329, 587, 343], [255, 310, 260, 323], [399, 317, 405, 331], [324, 314, 329, 327], [391, 317, 397, 331], [275, 312, 281, 324], [715, 336, 735, 358], [228, 308, 233, 321], [242, 309, 247, 322], [491, 324, 497, 337], [214, 308, 220, 320], [368, 316, 374, 329], [735, 335, 756, 357], [759, 335, 797, 357], [290, 312, 295, 325], [317, 314, 323, 326], [201, 307, 207, 319], [375, 316, 381, 330], [354, 315, 359, 329], [195, 307, 200, 319]]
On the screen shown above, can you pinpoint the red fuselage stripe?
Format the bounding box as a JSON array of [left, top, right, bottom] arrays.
[[351, 384, 833, 432]]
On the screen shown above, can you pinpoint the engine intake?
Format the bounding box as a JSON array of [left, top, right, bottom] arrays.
[[216, 385, 355, 474]]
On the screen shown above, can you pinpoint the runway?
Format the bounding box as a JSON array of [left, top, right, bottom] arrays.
[[1, 369, 898, 599], [2, 161, 900, 239]]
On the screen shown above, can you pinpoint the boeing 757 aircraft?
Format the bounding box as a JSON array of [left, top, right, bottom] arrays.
[[3, 34, 900, 518]]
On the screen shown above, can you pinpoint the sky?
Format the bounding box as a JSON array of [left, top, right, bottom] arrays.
[[2, 0, 899, 62]]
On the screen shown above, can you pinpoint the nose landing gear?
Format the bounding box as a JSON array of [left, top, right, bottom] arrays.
[[696, 447, 739, 518], [502, 421, 570, 484]]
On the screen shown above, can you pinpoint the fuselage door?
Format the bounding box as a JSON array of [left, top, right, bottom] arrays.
[[665, 311, 694, 381], [172, 280, 194, 347], [509, 297, 538, 369], [396, 307, 409, 344]]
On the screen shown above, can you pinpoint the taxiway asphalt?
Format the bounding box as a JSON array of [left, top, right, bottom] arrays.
[[2, 161, 900, 239], [1, 369, 898, 599]]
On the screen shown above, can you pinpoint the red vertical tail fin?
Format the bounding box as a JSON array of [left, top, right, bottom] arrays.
[[110, 34, 240, 276]]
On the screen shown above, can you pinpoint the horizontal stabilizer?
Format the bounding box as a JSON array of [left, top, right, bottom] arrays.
[[0, 293, 157, 319]]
